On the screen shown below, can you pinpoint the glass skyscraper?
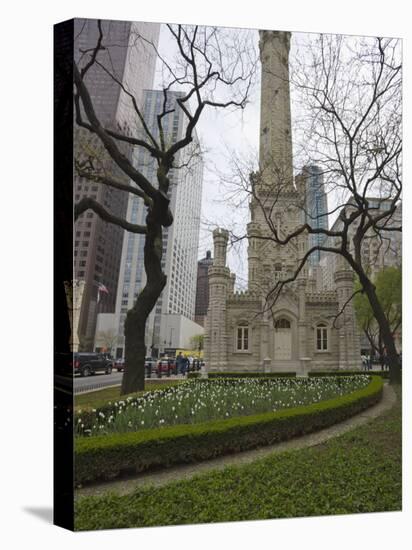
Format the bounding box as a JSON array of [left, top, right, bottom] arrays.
[[105, 89, 204, 358], [302, 165, 328, 265]]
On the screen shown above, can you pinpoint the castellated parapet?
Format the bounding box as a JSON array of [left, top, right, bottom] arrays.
[[228, 290, 261, 302], [306, 290, 337, 304]]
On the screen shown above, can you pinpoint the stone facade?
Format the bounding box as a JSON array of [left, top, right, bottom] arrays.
[[204, 30, 361, 374]]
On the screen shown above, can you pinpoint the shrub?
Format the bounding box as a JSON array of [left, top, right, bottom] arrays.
[[75, 376, 383, 485], [206, 371, 296, 379], [309, 370, 389, 379]]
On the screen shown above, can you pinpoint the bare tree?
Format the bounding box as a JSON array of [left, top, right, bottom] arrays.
[[73, 21, 257, 394], [220, 33, 402, 383]]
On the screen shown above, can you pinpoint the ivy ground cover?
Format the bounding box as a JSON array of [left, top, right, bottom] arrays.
[[75, 375, 371, 437]]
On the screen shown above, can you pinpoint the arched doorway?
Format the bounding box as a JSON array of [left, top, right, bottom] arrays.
[[274, 318, 292, 360]]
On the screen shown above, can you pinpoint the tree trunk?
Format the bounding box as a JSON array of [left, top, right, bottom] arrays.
[[121, 215, 166, 395], [361, 277, 401, 384]]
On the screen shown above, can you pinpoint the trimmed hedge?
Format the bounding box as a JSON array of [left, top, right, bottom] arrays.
[[188, 370, 389, 380], [205, 371, 296, 379], [75, 376, 383, 485], [309, 370, 389, 379]]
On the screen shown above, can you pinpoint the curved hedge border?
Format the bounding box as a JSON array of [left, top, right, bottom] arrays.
[[75, 375, 383, 485], [201, 371, 297, 379], [189, 371, 388, 380], [309, 370, 389, 379]]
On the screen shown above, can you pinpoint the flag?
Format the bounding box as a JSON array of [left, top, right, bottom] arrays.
[[97, 283, 109, 303]]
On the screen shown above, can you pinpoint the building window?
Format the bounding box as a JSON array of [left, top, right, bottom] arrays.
[[316, 324, 328, 351], [236, 323, 249, 351], [275, 318, 291, 329]]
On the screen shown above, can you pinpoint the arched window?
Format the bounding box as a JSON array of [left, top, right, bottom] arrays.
[[316, 323, 328, 351], [236, 323, 249, 351], [275, 318, 291, 330], [274, 263, 282, 272]]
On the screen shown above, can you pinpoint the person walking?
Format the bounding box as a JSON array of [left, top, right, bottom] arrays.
[[176, 352, 185, 376], [183, 355, 190, 376]]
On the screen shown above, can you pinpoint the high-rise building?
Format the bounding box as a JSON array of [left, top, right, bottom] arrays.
[[73, 19, 160, 348], [319, 198, 402, 290], [298, 165, 328, 266], [96, 89, 204, 358], [194, 250, 214, 326]]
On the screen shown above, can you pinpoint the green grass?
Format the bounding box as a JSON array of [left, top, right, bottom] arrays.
[[74, 386, 401, 530], [74, 380, 183, 411]]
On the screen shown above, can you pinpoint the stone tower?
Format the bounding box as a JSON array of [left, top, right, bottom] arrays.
[[259, 30, 293, 185], [248, 30, 301, 293], [334, 256, 361, 369], [203, 229, 231, 370]]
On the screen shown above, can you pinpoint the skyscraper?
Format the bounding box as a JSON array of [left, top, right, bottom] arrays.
[[300, 165, 328, 265], [73, 19, 160, 348], [194, 250, 214, 326], [96, 89, 204, 358]]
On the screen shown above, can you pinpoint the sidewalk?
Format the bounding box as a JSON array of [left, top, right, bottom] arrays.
[[76, 383, 396, 499]]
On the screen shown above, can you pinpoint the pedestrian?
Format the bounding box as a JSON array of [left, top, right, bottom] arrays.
[[176, 352, 184, 376], [361, 354, 367, 371], [183, 355, 190, 376]]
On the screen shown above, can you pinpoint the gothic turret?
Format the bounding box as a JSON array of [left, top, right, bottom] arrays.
[[203, 229, 231, 371], [334, 257, 361, 369]]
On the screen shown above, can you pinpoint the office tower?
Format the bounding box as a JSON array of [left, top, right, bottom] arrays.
[[73, 19, 160, 348], [194, 250, 214, 326], [301, 165, 328, 265], [101, 89, 204, 358], [320, 199, 402, 290]]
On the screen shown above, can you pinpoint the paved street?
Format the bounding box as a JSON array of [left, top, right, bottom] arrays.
[[74, 371, 186, 394]]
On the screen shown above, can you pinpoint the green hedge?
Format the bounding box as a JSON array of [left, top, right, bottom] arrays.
[[309, 370, 390, 379], [205, 371, 296, 379], [75, 376, 383, 485]]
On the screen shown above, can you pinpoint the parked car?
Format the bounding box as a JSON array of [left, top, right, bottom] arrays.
[[73, 352, 113, 377], [114, 358, 125, 372], [156, 357, 177, 377]]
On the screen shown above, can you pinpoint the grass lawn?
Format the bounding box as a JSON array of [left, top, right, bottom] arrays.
[[75, 386, 402, 531], [75, 379, 183, 411]]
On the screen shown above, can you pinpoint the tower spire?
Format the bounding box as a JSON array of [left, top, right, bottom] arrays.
[[259, 30, 293, 186]]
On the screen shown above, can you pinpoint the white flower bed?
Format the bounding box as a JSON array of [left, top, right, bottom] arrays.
[[75, 376, 371, 437]]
